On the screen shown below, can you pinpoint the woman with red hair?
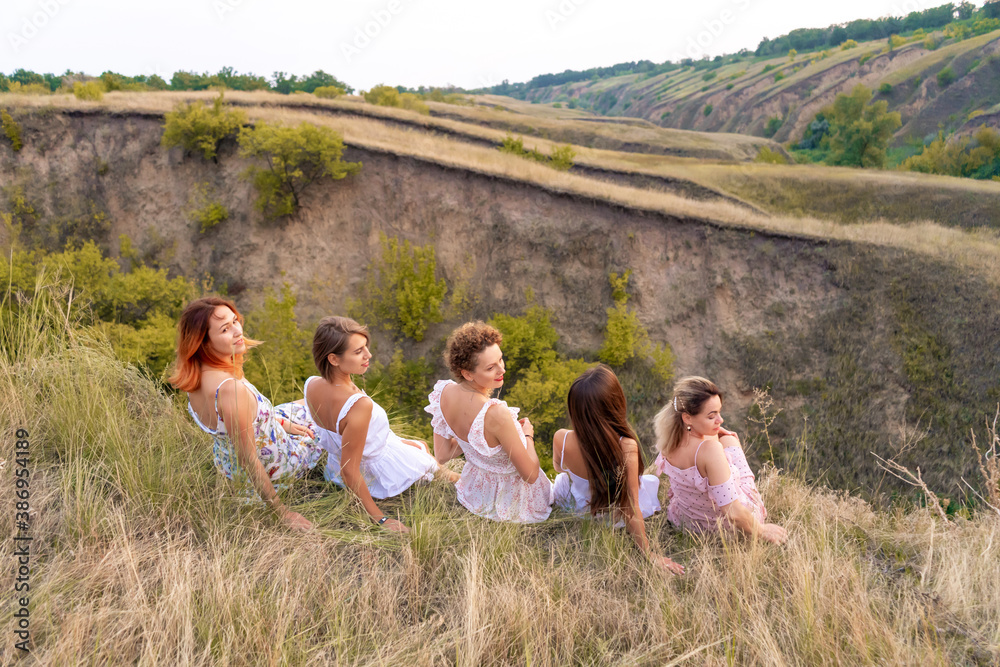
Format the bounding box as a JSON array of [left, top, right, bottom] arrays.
[[169, 296, 323, 531]]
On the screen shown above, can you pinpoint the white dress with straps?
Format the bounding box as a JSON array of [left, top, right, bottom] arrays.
[[304, 376, 438, 498], [553, 431, 661, 519], [425, 379, 552, 523]]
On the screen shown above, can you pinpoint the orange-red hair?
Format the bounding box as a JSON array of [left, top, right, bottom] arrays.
[[167, 296, 261, 392]]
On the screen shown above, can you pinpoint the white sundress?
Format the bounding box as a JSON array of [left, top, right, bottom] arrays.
[[553, 431, 661, 522], [304, 376, 438, 498], [425, 379, 552, 523]]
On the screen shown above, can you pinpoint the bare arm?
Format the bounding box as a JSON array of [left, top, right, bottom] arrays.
[[432, 433, 461, 465], [620, 440, 684, 575], [485, 405, 540, 483], [552, 429, 567, 474], [701, 439, 786, 544], [338, 397, 406, 532], [217, 381, 311, 531]]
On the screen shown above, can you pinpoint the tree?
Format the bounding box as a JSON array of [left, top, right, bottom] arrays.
[[238, 121, 362, 219], [825, 85, 901, 168], [983, 1, 1000, 18]]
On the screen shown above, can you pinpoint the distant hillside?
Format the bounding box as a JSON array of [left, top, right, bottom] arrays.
[[493, 18, 1000, 147]]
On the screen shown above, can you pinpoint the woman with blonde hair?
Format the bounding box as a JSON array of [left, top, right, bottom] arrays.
[[653, 376, 786, 544], [425, 321, 552, 523], [170, 296, 323, 532], [554, 364, 684, 575]]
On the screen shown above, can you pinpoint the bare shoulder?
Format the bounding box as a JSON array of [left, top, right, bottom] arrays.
[[697, 438, 728, 466], [484, 402, 514, 427], [620, 436, 639, 454], [720, 432, 742, 449], [345, 394, 373, 417]]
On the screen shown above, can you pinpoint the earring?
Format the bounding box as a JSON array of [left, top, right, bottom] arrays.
[[686, 425, 691, 431]]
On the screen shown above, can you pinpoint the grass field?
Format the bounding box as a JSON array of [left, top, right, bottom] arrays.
[[1, 284, 998, 664]]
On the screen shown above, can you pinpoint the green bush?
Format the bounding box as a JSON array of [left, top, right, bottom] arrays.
[[552, 102, 562, 108], [764, 116, 783, 138], [161, 93, 247, 161], [313, 85, 345, 99], [841, 39, 858, 50], [878, 82, 893, 94], [901, 126, 1000, 179], [888, 34, 908, 50], [6, 81, 50, 95], [238, 121, 361, 220], [498, 134, 574, 170], [971, 17, 1000, 35], [365, 348, 436, 441], [184, 183, 229, 233], [243, 283, 313, 405], [73, 81, 105, 101], [364, 84, 401, 107], [704, 104, 714, 116], [937, 67, 956, 87], [1, 109, 22, 151], [754, 147, 788, 164], [774, 72, 785, 82], [702, 71, 717, 81], [352, 233, 447, 343], [598, 271, 675, 383]]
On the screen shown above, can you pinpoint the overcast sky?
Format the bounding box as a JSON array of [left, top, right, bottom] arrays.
[[1, 0, 971, 90]]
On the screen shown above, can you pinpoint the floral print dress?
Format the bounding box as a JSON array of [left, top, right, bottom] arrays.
[[187, 377, 324, 497]]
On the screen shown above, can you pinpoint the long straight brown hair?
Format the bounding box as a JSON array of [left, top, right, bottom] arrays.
[[566, 364, 640, 515]]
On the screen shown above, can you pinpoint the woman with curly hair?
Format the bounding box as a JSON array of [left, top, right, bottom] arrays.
[[170, 296, 323, 532], [425, 321, 552, 523]]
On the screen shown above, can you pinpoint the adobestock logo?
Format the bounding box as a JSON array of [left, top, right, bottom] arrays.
[[674, 0, 752, 62], [340, 0, 405, 63], [7, 0, 72, 52], [545, 0, 590, 31]]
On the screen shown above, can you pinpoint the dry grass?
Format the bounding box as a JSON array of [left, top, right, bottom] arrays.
[[4, 91, 1000, 286], [1, 285, 998, 665]]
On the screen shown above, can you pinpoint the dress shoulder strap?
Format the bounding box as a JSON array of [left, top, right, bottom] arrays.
[[693, 439, 709, 468], [336, 391, 368, 435], [212, 377, 237, 421], [560, 430, 570, 468]]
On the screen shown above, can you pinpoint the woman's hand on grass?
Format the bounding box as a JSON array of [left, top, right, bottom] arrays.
[[280, 508, 313, 533]]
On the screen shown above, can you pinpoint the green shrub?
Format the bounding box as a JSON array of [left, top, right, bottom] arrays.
[[859, 52, 878, 66], [774, 72, 785, 82], [161, 93, 247, 161], [552, 102, 562, 108], [400, 92, 430, 115], [971, 17, 1000, 36], [703, 104, 714, 116], [937, 67, 956, 87], [364, 85, 401, 107], [352, 233, 447, 342], [888, 34, 908, 50], [879, 82, 893, 94], [923, 35, 940, 50], [755, 147, 788, 164], [243, 283, 313, 405], [726, 83, 734, 90], [238, 121, 361, 220], [1, 109, 22, 151], [788, 49, 798, 61], [702, 71, 717, 81], [764, 116, 783, 138], [840, 39, 858, 49], [313, 85, 345, 99], [73, 81, 105, 101], [598, 271, 674, 383], [6, 81, 50, 95], [549, 144, 575, 171], [901, 126, 1000, 179], [188, 184, 229, 232], [763, 64, 776, 73], [364, 348, 435, 441], [498, 134, 574, 170]]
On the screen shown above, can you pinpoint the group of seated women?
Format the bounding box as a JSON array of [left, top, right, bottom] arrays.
[[170, 296, 787, 575]]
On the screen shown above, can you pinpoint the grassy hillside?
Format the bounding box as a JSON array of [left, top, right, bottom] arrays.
[[2, 91, 1000, 496], [513, 29, 1000, 146], [1, 294, 998, 663]]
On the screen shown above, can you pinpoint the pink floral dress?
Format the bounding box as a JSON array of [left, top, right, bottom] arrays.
[[187, 377, 324, 498], [654, 438, 766, 533], [425, 380, 552, 523]]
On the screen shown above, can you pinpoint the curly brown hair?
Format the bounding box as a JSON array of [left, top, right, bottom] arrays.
[[444, 321, 503, 380]]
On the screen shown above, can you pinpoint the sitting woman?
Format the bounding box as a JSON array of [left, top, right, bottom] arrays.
[[653, 376, 787, 544], [170, 296, 323, 532], [304, 316, 451, 534], [425, 321, 552, 523], [553, 365, 683, 575]]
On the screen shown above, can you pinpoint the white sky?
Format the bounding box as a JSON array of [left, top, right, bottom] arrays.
[[0, 0, 973, 91]]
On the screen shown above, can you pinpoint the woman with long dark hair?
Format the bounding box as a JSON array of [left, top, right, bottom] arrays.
[[554, 364, 684, 575], [170, 296, 323, 532]]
